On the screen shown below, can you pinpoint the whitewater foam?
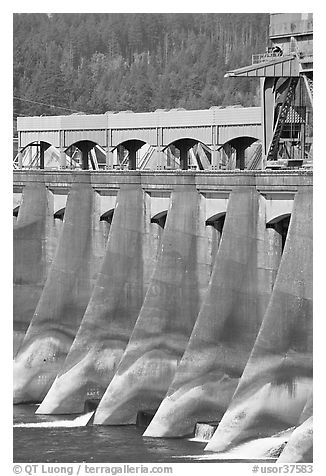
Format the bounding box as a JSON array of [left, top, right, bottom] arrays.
[[14, 411, 94, 428]]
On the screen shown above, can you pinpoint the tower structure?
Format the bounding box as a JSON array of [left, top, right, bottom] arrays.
[[225, 13, 313, 170]]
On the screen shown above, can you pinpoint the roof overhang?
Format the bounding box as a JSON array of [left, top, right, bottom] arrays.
[[225, 54, 301, 78]]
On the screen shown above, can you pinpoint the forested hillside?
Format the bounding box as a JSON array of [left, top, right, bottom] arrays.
[[13, 13, 269, 119]]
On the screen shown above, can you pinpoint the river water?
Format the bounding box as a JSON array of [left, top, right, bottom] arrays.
[[13, 405, 218, 463], [14, 405, 277, 463]]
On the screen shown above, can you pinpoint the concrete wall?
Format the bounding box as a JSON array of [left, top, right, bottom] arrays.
[[13, 179, 106, 403], [94, 184, 211, 424], [144, 187, 281, 437], [13, 171, 312, 458], [37, 184, 156, 414], [277, 392, 313, 463], [205, 189, 312, 457], [13, 183, 58, 356], [13, 170, 312, 192]]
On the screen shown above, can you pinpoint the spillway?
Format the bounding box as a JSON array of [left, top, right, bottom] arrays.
[[37, 184, 155, 414], [14, 183, 56, 356], [94, 184, 211, 425], [205, 189, 312, 457], [14, 179, 105, 403], [13, 171, 313, 461], [144, 187, 282, 437]]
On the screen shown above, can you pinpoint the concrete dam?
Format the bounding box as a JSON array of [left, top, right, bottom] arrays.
[[13, 169, 312, 462]]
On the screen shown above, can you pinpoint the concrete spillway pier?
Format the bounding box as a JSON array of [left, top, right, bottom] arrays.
[[205, 189, 312, 457], [13, 179, 105, 403], [13, 170, 312, 451], [277, 393, 313, 463], [144, 187, 281, 437], [93, 184, 211, 425], [37, 184, 155, 414], [13, 183, 57, 356]]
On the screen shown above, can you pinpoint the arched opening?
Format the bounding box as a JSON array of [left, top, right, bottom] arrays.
[[64, 144, 108, 170], [54, 208, 65, 220], [220, 136, 260, 170], [165, 138, 211, 170], [65, 140, 99, 170], [205, 212, 226, 230], [266, 213, 291, 251], [18, 141, 52, 169], [100, 209, 115, 224], [13, 205, 20, 218], [205, 212, 226, 271], [53, 207, 65, 240], [100, 209, 115, 244], [115, 139, 147, 170], [150, 210, 168, 260], [16, 141, 102, 170], [50, 207, 66, 242], [172, 138, 198, 170], [151, 211, 167, 229]]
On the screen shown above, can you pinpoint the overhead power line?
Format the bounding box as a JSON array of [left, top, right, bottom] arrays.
[[13, 96, 82, 113]]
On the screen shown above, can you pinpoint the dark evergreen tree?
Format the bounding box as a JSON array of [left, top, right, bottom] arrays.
[[13, 13, 269, 120]]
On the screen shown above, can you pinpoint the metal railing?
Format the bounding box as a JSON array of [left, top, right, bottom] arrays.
[[252, 52, 284, 65], [247, 143, 262, 170]]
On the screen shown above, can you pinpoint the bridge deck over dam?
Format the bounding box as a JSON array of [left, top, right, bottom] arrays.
[[14, 169, 312, 222], [16, 107, 262, 171], [13, 169, 311, 191], [17, 106, 262, 149]]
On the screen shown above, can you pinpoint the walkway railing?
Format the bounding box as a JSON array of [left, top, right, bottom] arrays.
[[252, 52, 283, 64], [247, 143, 263, 170]]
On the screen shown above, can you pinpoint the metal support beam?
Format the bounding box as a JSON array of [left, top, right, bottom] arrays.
[[128, 146, 137, 170], [211, 125, 219, 169], [59, 130, 66, 169], [81, 147, 89, 170], [154, 146, 165, 169], [59, 148, 66, 168], [18, 150, 23, 169], [236, 147, 245, 170], [179, 145, 189, 170], [39, 142, 48, 169], [211, 145, 219, 169], [106, 147, 115, 169], [261, 77, 276, 168]]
